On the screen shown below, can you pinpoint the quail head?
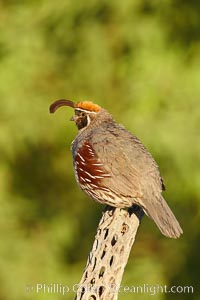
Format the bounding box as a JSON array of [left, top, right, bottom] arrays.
[[50, 99, 183, 239]]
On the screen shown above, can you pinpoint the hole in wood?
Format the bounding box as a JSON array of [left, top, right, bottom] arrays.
[[121, 222, 129, 235], [88, 295, 96, 300], [80, 286, 86, 300], [111, 234, 118, 246], [104, 228, 109, 240], [99, 286, 105, 296], [89, 252, 93, 264], [94, 239, 98, 250], [90, 278, 95, 284], [99, 266, 105, 278], [92, 257, 97, 272], [101, 250, 106, 260], [84, 271, 88, 279], [110, 255, 114, 267]]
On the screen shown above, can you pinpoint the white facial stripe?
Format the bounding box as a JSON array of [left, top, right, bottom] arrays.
[[75, 108, 97, 114], [87, 115, 91, 126]]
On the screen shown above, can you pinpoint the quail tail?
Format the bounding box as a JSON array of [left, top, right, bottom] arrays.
[[144, 195, 183, 238]]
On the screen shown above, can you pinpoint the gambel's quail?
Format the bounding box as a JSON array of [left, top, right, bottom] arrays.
[[50, 99, 183, 239]]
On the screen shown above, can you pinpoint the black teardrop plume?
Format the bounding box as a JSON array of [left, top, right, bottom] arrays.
[[49, 99, 75, 113]]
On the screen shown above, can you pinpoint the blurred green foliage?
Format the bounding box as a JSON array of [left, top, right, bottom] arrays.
[[0, 0, 199, 299]]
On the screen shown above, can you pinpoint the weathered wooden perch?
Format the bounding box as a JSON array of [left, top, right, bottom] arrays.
[[75, 205, 144, 300]]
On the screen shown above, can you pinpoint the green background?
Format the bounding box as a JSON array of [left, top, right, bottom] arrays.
[[0, 0, 199, 299]]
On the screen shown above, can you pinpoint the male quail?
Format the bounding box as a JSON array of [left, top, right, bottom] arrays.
[[50, 99, 183, 239]]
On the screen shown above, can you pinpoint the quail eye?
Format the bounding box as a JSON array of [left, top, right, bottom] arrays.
[[75, 110, 82, 116]]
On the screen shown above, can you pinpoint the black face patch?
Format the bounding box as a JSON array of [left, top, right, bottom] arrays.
[[75, 110, 88, 130]]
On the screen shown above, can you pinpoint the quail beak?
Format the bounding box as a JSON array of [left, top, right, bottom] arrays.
[[70, 115, 80, 123], [70, 115, 76, 122]]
